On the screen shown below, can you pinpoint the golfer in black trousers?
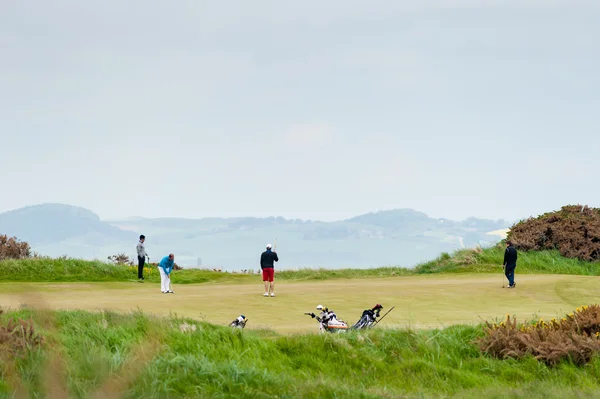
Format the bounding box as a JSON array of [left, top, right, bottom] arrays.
[[136, 235, 148, 281], [503, 240, 518, 288]]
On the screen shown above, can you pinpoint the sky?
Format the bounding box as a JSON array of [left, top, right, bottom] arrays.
[[1, 0, 598, 223]]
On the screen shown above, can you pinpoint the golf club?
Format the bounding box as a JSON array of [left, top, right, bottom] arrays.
[[372, 306, 395, 327]]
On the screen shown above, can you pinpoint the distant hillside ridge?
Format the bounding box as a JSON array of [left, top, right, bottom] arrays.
[[108, 208, 509, 233], [0, 203, 511, 269], [0, 203, 133, 246]]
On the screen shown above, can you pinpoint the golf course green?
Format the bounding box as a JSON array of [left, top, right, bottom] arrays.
[[1, 272, 597, 333]]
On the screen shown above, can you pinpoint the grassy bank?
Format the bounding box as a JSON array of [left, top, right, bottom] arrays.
[[0, 258, 413, 284], [1, 245, 599, 284], [414, 245, 600, 275], [2, 308, 600, 398]]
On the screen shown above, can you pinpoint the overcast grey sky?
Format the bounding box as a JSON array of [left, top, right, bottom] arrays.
[[1, 1, 598, 222]]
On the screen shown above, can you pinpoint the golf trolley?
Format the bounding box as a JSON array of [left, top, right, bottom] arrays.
[[351, 304, 384, 329], [305, 304, 394, 333], [228, 315, 248, 329], [305, 305, 350, 333]]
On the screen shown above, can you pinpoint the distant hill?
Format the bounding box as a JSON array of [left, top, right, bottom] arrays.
[[0, 204, 510, 270], [0, 203, 135, 258]]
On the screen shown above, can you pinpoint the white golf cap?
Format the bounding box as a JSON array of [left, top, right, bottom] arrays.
[[316, 304, 323, 310], [266, 244, 272, 249]]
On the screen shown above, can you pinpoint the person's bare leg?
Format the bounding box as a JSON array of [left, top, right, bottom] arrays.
[[264, 280, 269, 295], [270, 281, 274, 296]]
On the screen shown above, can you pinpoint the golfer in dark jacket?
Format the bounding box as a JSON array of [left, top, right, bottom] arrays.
[[503, 240, 518, 288], [260, 244, 278, 297]]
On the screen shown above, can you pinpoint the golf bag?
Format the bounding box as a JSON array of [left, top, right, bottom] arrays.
[[351, 304, 383, 329], [305, 305, 350, 333], [229, 315, 248, 329]]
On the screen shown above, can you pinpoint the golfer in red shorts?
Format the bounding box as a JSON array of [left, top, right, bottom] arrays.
[[260, 244, 279, 297]]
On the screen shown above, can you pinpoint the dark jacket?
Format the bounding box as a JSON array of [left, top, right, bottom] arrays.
[[503, 245, 518, 266], [260, 249, 279, 269]]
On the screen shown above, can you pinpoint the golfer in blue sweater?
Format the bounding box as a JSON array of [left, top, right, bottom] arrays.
[[158, 253, 175, 294]]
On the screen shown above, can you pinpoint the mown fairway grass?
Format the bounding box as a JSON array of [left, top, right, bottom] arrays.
[[1, 246, 600, 333], [1, 273, 599, 334]]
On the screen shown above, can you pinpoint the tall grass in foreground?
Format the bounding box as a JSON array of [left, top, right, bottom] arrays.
[[2, 309, 600, 398], [1, 245, 599, 284]]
